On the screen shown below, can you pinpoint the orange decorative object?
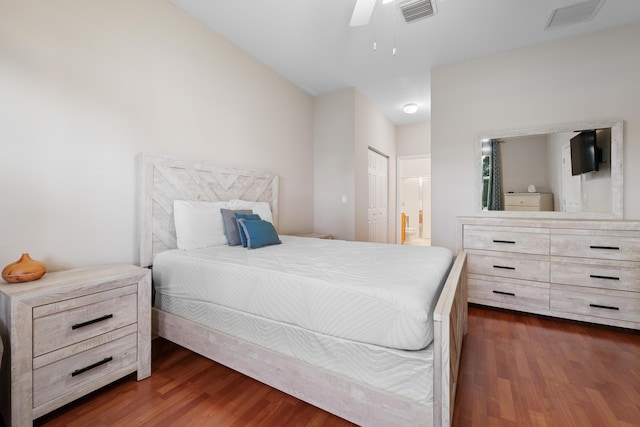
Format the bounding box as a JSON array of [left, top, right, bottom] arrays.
[[2, 253, 47, 283]]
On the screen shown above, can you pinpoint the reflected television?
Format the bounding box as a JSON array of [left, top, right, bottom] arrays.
[[570, 130, 600, 176]]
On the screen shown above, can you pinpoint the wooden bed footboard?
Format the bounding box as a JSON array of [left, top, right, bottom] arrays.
[[433, 251, 467, 426], [151, 251, 467, 427]]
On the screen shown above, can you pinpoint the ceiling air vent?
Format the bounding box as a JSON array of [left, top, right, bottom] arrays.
[[399, 0, 436, 24], [546, 0, 605, 30]]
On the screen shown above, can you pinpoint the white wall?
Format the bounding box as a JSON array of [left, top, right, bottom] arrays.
[[432, 23, 640, 251], [0, 0, 315, 270]]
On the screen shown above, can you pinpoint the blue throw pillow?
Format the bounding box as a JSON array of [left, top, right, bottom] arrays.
[[234, 213, 261, 247], [221, 208, 253, 246], [236, 219, 281, 249]]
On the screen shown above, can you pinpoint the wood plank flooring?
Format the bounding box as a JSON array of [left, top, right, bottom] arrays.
[[34, 305, 640, 426], [453, 305, 640, 427]]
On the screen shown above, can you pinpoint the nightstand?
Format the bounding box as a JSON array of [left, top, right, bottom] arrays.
[[297, 233, 334, 239], [0, 263, 151, 426]]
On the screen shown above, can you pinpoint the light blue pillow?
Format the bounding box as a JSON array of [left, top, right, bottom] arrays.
[[234, 213, 261, 247], [236, 219, 281, 249]]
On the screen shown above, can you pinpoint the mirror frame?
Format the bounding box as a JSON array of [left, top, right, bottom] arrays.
[[475, 119, 623, 219]]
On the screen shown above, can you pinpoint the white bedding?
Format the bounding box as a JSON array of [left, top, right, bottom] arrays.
[[153, 235, 453, 350]]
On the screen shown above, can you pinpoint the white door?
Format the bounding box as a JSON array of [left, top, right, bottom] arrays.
[[368, 149, 388, 243], [562, 144, 582, 212]]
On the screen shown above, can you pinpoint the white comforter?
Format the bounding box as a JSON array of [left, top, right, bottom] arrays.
[[152, 236, 453, 350]]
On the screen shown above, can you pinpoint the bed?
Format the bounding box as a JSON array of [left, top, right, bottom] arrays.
[[138, 154, 467, 427]]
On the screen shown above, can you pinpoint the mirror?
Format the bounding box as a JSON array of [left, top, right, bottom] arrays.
[[476, 119, 623, 218]]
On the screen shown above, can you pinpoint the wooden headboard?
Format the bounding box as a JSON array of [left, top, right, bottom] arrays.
[[138, 154, 279, 267]]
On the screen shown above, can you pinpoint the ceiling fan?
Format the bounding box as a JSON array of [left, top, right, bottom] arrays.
[[349, 0, 436, 27]]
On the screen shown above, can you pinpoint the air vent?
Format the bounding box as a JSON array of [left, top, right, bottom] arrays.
[[399, 0, 436, 24], [546, 0, 605, 30]]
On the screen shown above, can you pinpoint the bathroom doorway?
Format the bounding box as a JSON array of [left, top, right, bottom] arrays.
[[397, 156, 431, 246]]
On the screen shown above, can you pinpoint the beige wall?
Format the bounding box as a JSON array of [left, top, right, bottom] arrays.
[[432, 23, 640, 251], [354, 91, 397, 243], [0, 0, 314, 269], [314, 90, 356, 240], [501, 135, 550, 193], [314, 89, 396, 242], [397, 121, 430, 157]]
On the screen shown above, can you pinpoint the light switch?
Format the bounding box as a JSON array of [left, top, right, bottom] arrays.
[[341, 195, 347, 204]]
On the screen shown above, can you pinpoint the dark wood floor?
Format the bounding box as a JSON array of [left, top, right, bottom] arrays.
[[35, 305, 640, 426]]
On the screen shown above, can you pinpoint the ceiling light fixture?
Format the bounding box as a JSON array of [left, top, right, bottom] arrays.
[[403, 103, 418, 114]]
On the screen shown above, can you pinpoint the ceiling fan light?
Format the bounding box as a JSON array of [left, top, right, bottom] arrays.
[[382, 0, 394, 4], [403, 103, 418, 114]]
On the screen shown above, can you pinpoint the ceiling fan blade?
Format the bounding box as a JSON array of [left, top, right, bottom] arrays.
[[350, 0, 377, 27]]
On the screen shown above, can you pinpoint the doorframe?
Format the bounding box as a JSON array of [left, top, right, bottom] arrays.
[[396, 154, 431, 245]]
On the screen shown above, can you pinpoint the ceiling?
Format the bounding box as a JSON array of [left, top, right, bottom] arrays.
[[169, 0, 640, 126]]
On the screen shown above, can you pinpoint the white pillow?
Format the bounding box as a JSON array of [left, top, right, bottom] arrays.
[[228, 199, 273, 224], [173, 200, 229, 250]]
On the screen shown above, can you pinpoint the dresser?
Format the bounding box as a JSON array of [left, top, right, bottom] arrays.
[[459, 217, 640, 330], [503, 192, 554, 211], [0, 263, 151, 426]]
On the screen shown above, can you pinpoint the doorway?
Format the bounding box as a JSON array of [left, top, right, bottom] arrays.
[[397, 156, 431, 246]]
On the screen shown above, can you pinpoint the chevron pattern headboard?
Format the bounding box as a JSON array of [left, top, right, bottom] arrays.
[[138, 154, 279, 267]]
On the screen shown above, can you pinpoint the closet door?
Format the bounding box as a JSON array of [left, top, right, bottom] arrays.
[[368, 149, 388, 243]]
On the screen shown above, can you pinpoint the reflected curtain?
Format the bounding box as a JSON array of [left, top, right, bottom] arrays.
[[487, 139, 503, 210]]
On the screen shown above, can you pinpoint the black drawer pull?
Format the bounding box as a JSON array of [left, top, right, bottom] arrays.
[[589, 274, 620, 281], [493, 239, 516, 244], [589, 245, 620, 251], [72, 314, 113, 330], [71, 357, 113, 377], [493, 265, 515, 270], [493, 290, 516, 297], [589, 303, 619, 311]]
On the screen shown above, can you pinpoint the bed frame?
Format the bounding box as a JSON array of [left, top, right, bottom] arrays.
[[138, 154, 467, 426]]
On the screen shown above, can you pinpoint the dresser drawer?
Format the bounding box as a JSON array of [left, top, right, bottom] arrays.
[[463, 225, 549, 255], [33, 285, 138, 357], [469, 275, 549, 309], [550, 234, 640, 261], [33, 332, 137, 407], [550, 285, 640, 324], [467, 253, 549, 282], [550, 261, 640, 292]]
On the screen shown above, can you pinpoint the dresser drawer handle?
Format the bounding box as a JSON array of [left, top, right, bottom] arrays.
[[589, 274, 620, 281], [493, 239, 516, 244], [589, 245, 620, 250], [493, 265, 515, 270], [589, 303, 619, 311], [493, 290, 515, 297], [72, 314, 114, 330], [71, 356, 113, 377]]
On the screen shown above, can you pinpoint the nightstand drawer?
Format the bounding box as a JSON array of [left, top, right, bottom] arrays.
[[33, 332, 137, 407], [33, 285, 138, 357], [463, 225, 549, 255], [467, 253, 549, 282], [551, 285, 640, 324]]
